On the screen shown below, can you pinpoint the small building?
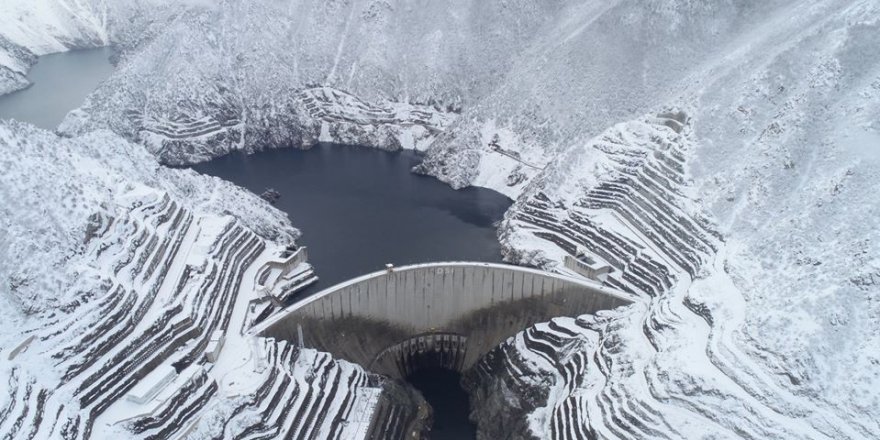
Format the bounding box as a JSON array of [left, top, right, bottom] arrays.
[[126, 365, 177, 405], [564, 248, 613, 282], [205, 330, 226, 363]]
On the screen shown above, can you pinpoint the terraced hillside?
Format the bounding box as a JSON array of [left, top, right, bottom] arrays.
[[122, 86, 455, 165], [485, 112, 876, 439], [3, 196, 261, 438], [0, 122, 427, 439], [179, 340, 425, 440]]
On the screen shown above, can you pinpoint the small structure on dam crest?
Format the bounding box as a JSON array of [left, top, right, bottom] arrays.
[[253, 262, 634, 378]]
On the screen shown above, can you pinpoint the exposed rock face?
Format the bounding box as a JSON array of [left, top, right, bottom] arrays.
[[463, 324, 564, 440]]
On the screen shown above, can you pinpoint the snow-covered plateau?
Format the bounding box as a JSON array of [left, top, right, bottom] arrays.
[[1, 0, 879, 439]]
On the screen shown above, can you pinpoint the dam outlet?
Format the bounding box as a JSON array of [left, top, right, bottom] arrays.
[[253, 262, 634, 438]]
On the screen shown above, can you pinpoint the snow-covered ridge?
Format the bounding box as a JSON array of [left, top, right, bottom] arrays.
[[0, 122, 429, 438], [0, 121, 297, 313], [492, 112, 732, 438], [55, 0, 571, 165], [0, 0, 193, 96]]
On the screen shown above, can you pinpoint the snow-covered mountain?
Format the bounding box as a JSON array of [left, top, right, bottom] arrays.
[[0, 121, 293, 314], [0, 121, 430, 438], [1, 0, 878, 438]]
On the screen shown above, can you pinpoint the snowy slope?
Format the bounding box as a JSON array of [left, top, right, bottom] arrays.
[[488, 3, 880, 437], [0, 121, 295, 315], [0, 121, 429, 438], [0, 0, 109, 55], [57, 0, 578, 163], [496, 107, 877, 439], [1, 0, 878, 438], [56, 0, 880, 437]]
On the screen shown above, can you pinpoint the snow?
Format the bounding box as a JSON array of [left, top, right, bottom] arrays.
[[126, 365, 176, 404], [0, 120, 305, 438], [840, 124, 880, 162], [1, 0, 879, 438], [208, 249, 277, 390]]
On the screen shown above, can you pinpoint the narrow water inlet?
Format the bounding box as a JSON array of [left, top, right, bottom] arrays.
[[407, 368, 477, 439], [0, 47, 115, 129]]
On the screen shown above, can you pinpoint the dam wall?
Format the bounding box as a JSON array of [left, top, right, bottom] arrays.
[[255, 262, 633, 378]]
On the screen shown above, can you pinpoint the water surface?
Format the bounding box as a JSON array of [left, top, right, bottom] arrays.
[[409, 368, 477, 438], [0, 47, 114, 129], [192, 144, 513, 296]]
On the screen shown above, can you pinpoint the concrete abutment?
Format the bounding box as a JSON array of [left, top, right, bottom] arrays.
[[254, 262, 633, 379]]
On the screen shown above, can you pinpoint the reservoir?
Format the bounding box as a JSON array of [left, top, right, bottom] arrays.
[[192, 144, 513, 295], [0, 47, 115, 129], [193, 144, 513, 439], [1, 45, 511, 439]]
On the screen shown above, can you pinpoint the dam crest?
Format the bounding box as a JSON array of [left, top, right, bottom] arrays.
[[254, 262, 634, 378]]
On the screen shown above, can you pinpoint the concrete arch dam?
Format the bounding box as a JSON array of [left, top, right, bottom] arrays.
[[254, 262, 633, 378]]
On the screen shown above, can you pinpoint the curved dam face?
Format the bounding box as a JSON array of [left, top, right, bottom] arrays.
[[254, 262, 633, 378]]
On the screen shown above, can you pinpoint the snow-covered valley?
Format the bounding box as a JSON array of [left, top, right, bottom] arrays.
[[1, 0, 879, 439]]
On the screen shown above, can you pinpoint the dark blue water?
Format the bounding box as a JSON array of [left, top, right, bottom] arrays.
[[409, 368, 476, 439], [192, 144, 510, 439], [0, 47, 114, 129], [192, 144, 512, 296]]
